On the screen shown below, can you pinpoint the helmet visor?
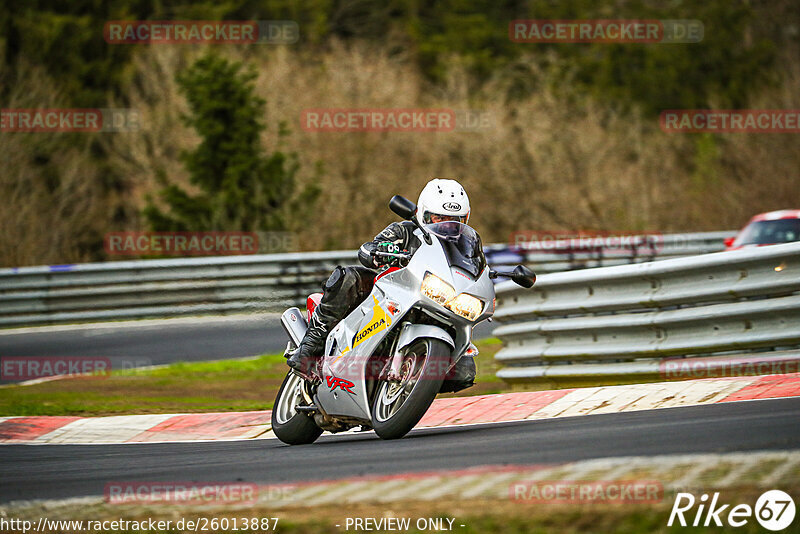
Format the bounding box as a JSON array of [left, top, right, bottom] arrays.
[[423, 211, 467, 225]]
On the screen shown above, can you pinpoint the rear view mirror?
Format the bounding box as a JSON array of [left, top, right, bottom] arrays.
[[488, 265, 536, 288], [389, 195, 418, 221], [512, 265, 536, 288]]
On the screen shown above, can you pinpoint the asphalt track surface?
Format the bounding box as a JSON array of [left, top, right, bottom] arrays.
[[0, 318, 494, 384], [0, 317, 286, 385], [2, 397, 799, 503]]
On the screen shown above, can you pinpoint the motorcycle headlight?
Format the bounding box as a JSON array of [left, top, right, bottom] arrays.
[[445, 293, 484, 321], [421, 272, 455, 305]]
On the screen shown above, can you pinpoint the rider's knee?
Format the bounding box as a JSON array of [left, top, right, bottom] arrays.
[[339, 266, 374, 298], [320, 266, 375, 314], [322, 266, 347, 293], [439, 356, 477, 394]]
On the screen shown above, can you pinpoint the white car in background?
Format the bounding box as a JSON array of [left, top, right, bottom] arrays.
[[725, 209, 800, 250]]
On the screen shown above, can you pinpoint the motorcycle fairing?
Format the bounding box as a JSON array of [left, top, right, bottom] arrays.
[[315, 227, 495, 421], [317, 284, 410, 420]]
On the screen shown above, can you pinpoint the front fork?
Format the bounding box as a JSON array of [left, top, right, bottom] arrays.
[[387, 343, 407, 381]]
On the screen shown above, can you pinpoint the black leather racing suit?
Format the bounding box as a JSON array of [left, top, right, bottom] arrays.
[[312, 221, 419, 325], [312, 221, 475, 393]]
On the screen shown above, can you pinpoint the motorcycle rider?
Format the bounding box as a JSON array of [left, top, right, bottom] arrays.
[[286, 178, 477, 392]]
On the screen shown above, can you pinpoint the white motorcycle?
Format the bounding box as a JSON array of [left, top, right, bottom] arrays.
[[272, 195, 536, 443]]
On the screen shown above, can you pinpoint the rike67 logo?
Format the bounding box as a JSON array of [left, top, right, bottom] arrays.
[[669, 490, 796, 531]]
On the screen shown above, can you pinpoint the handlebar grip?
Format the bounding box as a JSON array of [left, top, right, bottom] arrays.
[[372, 251, 410, 259]]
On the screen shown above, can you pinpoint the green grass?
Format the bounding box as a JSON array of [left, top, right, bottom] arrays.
[[0, 339, 516, 417], [0, 353, 289, 417], [0, 336, 676, 418], [117, 353, 288, 378]]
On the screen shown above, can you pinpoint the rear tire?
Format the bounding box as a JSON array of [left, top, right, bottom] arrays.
[[371, 339, 450, 440], [271, 372, 323, 445]]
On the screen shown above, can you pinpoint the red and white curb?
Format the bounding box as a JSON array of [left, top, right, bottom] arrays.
[[252, 450, 800, 507], [2, 372, 799, 445], [4, 450, 799, 513]]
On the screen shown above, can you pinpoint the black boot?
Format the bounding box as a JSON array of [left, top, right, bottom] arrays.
[[287, 310, 329, 376], [287, 266, 376, 376]]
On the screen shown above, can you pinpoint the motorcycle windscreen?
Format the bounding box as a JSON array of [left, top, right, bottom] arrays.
[[425, 222, 487, 278]]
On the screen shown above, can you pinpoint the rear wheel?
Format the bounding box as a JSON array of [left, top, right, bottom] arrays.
[[271, 372, 323, 445], [371, 339, 450, 440]]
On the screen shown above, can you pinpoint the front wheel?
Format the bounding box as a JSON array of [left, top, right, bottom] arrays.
[[271, 372, 323, 445], [371, 339, 450, 440]]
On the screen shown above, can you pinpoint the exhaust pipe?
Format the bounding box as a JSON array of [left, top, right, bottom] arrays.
[[280, 307, 308, 347]]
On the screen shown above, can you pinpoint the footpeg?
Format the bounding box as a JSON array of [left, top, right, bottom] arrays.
[[295, 405, 318, 413], [290, 367, 321, 384]]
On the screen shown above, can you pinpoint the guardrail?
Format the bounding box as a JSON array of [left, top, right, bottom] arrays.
[[484, 230, 734, 274], [492, 241, 800, 383], [0, 251, 357, 327], [0, 231, 733, 328]]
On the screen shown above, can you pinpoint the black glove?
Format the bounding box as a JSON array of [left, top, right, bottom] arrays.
[[375, 242, 408, 267], [376, 241, 400, 254]]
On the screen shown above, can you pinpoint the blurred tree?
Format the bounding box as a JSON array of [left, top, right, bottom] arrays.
[[503, 0, 777, 114], [144, 53, 318, 231], [0, 0, 783, 114]]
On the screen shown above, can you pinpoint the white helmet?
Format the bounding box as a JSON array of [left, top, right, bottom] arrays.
[[416, 178, 470, 227]]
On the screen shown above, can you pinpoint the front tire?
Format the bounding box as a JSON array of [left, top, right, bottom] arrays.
[[271, 372, 323, 445], [371, 339, 450, 440]]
